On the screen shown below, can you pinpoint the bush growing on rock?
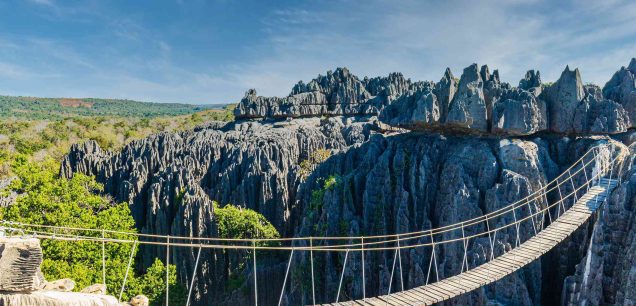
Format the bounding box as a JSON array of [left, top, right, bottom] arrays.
[[0, 157, 185, 305]]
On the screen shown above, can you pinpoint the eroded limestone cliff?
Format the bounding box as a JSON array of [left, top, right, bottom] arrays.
[[61, 58, 636, 305]]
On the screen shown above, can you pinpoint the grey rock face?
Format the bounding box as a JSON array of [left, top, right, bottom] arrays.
[[363, 72, 414, 99], [377, 82, 440, 128], [573, 85, 631, 134], [603, 58, 636, 127], [289, 133, 609, 305], [481, 65, 508, 110], [235, 68, 425, 119], [544, 66, 586, 133], [60, 116, 377, 306], [434, 68, 457, 121], [563, 145, 635, 305], [446, 64, 489, 132], [0, 237, 44, 292], [519, 70, 542, 95], [491, 89, 548, 135], [238, 60, 636, 137]]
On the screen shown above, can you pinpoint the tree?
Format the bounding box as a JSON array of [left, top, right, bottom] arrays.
[[0, 156, 185, 305]]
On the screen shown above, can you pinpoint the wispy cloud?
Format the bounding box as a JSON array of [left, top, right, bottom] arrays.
[[27, 0, 55, 6], [1, 0, 634, 103], [228, 0, 635, 99]]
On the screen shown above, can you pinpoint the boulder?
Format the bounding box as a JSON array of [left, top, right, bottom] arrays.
[[544, 66, 585, 133], [129, 295, 149, 306], [0, 237, 44, 292], [0, 291, 119, 306], [42, 279, 76, 292], [81, 284, 107, 295], [491, 89, 547, 135], [445, 64, 489, 132], [0, 237, 118, 305]]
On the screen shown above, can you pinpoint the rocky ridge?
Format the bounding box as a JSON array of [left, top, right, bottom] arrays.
[[234, 68, 426, 119], [236, 59, 636, 137]]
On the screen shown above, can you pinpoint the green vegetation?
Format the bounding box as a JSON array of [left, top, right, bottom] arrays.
[[214, 202, 280, 242], [298, 149, 332, 179], [308, 175, 340, 235], [0, 95, 227, 120], [213, 202, 280, 293], [0, 105, 235, 178], [0, 97, 237, 304], [0, 156, 186, 305], [0, 95, 288, 303]]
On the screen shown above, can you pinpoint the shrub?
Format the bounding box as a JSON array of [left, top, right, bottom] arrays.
[[298, 149, 332, 179], [0, 158, 185, 304]]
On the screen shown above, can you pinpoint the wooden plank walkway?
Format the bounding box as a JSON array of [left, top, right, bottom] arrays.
[[324, 178, 617, 306]]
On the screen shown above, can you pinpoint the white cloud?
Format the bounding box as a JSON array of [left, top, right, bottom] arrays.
[[28, 0, 55, 6], [228, 0, 636, 99], [3, 0, 635, 103]]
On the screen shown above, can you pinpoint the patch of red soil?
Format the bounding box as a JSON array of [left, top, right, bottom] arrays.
[[59, 98, 93, 108]]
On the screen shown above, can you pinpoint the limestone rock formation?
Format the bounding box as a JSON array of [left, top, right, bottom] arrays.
[[491, 88, 547, 135], [543, 66, 586, 133], [0, 237, 44, 292], [446, 64, 489, 132], [562, 144, 636, 305], [60, 58, 636, 306], [434, 68, 457, 121], [519, 70, 542, 95], [573, 85, 630, 134], [236, 60, 636, 137], [288, 133, 613, 305], [234, 68, 425, 119], [0, 236, 119, 306], [603, 58, 636, 127], [60, 116, 378, 306], [377, 82, 440, 128]]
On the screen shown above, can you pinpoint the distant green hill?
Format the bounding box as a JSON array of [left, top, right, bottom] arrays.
[[0, 95, 226, 119]]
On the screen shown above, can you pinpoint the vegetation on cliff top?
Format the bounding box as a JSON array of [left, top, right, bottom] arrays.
[[0, 104, 235, 178], [0, 95, 227, 120], [0, 98, 238, 304]]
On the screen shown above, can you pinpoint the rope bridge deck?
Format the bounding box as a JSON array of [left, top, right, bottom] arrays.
[[326, 178, 617, 306]]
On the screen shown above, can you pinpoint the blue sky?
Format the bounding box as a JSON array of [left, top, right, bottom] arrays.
[[0, 0, 635, 104]]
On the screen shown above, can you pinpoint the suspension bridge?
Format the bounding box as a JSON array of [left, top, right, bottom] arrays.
[[0, 143, 625, 306]]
